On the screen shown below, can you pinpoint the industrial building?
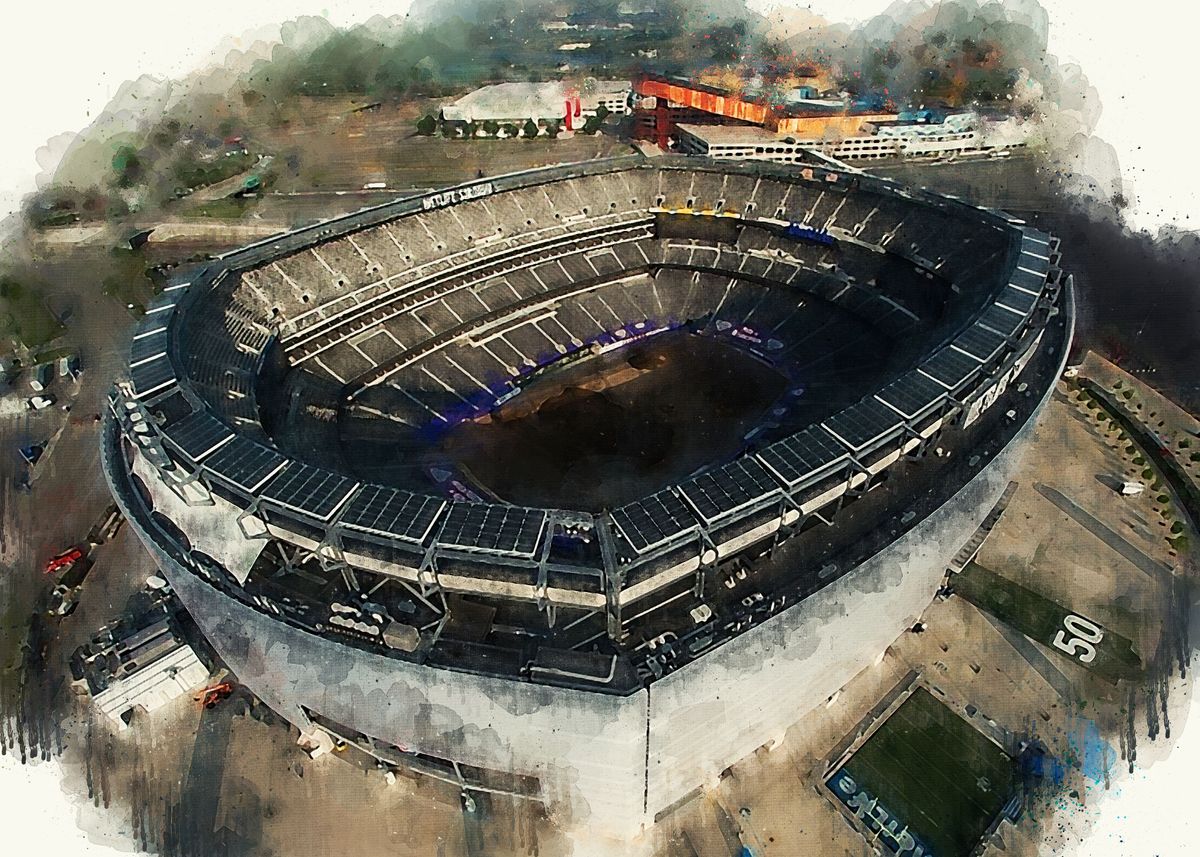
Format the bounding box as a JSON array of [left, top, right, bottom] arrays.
[[633, 74, 896, 150]]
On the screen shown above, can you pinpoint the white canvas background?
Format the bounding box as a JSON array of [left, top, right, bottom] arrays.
[[0, 2, 1194, 854]]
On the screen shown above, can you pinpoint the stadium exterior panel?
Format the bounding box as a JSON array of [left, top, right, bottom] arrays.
[[102, 154, 1074, 836]]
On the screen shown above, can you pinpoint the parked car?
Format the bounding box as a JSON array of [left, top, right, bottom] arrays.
[[44, 546, 85, 574]]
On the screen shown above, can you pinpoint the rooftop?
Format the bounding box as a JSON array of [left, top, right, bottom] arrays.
[[674, 123, 791, 146], [443, 82, 565, 123], [443, 80, 630, 123]]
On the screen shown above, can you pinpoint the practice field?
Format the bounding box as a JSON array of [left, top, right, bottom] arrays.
[[830, 688, 1015, 857], [442, 330, 788, 511], [954, 561, 1142, 683]]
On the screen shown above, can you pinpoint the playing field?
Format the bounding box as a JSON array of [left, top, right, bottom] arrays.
[[832, 688, 1015, 857], [443, 330, 788, 511], [954, 561, 1142, 683]]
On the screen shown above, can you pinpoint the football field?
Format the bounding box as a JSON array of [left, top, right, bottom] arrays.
[[830, 688, 1015, 857]]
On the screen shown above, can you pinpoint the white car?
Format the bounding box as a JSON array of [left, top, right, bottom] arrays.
[[27, 395, 56, 410]]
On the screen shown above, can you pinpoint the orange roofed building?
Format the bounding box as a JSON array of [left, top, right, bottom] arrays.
[[633, 74, 896, 149]]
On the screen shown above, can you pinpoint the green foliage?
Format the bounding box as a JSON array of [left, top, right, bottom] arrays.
[[481, 120, 500, 137], [543, 120, 561, 139], [22, 185, 113, 228], [416, 114, 438, 136], [111, 144, 144, 188], [0, 274, 64, 350], [706, 21, 747, 63], [501, 123, 519, 138], [170, 148, 254, 191], [522, 119, 539, 139]]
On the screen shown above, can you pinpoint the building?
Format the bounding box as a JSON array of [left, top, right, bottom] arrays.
[[441, 82, 566, 130], [675, 113, 1029, 164], [104, 156, 1071, 838], [73, 614, 210, 729], [580, 79, 632, 116], [441, 80, 630, 135], [633, 74, 896, 150]]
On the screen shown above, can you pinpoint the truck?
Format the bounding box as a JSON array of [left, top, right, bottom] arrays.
[[47, 556, 95, 617], [85, 503, 124, 545], [57, 353, 81, 382], [28, 363, 53, 392]]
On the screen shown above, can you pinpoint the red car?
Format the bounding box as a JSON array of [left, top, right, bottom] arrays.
[[44, 546, 84, 575], [196, 682, 234, 709]]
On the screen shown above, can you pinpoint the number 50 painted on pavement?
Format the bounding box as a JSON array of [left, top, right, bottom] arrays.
[[1052, 614, 1103, 663]]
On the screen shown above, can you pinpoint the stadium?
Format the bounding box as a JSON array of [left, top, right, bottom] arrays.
[[101, 154, 1073, 837]]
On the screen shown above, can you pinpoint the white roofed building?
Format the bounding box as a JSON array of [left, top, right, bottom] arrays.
[[441, 80, 631, 134]]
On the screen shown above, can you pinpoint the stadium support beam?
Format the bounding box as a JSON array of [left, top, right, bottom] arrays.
[[596, 520, 625, 642]]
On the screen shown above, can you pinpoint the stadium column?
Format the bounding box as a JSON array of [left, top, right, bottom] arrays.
[[597, 519, 626, 641]]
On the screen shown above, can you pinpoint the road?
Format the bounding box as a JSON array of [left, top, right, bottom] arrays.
[[1034, 482, 1175, 586]]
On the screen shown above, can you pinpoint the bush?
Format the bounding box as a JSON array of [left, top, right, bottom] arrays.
[[544, 120, 561, 139], [416, 114, 437, 136], [482, 120, 500, 137], [1171, 521, 1185, 535], [523, 119, 539, 138], [501, 123, 519, 138], [1142, 468, 1155, 479]]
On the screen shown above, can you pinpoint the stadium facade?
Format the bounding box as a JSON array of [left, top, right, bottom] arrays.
[[102, 155, 1073, 837]]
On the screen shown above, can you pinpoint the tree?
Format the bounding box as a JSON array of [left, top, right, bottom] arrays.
[[416, 114, 437, 136], [463, 121, 479, 139], [544, 120, 561, 139], [501, 123, 519, 138], [482, 120, 500, 137], [111, 145, 144, 188], [522, 119, 539, 139]]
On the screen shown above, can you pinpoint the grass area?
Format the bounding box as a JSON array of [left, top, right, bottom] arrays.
[[99, 250, 158, 317], [0, 276, 64, 350], [955, 562, 1142, 682], [839, 688, 1014, 857], [31, 345, 74, 364], [190, 196, 261, 220]]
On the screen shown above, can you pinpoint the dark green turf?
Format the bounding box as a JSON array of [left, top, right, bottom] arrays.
[[954, 561, 1142, 683], [843, 688, 1014, 857]]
